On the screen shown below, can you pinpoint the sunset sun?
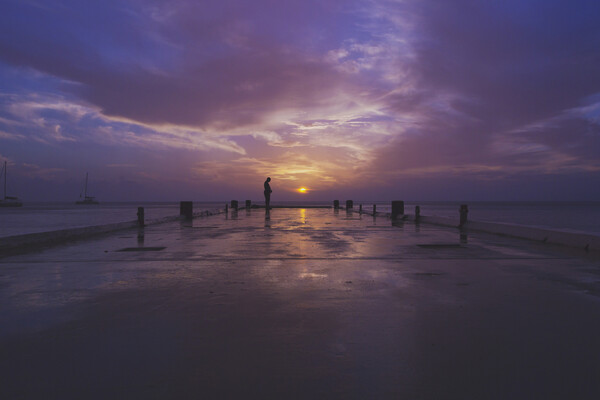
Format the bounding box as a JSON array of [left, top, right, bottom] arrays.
[[298, 187, 308, 193]]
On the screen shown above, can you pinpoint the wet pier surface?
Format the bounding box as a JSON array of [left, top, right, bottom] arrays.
[[2, 208, 600, 399]]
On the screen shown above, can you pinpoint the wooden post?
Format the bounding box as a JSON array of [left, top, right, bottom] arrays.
[[231, 200, 238, 210], [225, 203, 228, 213], [459, 204, 468, 226], [180, 201, 193, 219], [415, 205, 421, 221], [391, 201, 404, 219], [137, 207, 144, 227], [245, 200, 251, 209], [359, 204, 363, 213], [346, 200, 353, 209], [373, 204, 376, 215], [333, 200, 339, 209]]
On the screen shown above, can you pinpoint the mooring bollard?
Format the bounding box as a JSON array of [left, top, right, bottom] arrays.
[[137, 207, 145, 227], [180, 201, 193, 220], [391, 201, 405, 219], [346, 200, 353, 209], [231, 200, 238, 210], [245, 200, 251, 209], [459, 204, 468, 226], [333, 200, 340, 209], [415, 205, 421, 221]]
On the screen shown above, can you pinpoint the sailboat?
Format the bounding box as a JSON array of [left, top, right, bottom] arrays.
[[75, 172, 99, 205], [0, 161, 23, 207]]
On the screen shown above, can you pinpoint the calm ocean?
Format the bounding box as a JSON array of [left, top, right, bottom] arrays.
[[0, 202, 220, 238], [1, 201, 599, 238]]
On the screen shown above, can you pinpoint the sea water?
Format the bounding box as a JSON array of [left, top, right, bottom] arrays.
[[0, 202, 222, 238], [365, 201, 600, 236], [1, 201, 599, 238]]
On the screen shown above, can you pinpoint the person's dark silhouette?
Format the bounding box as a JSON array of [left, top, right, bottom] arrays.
[[264, 177, 272, 210]]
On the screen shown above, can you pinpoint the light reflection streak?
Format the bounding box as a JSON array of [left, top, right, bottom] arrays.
[[299, 272, 328, 279]]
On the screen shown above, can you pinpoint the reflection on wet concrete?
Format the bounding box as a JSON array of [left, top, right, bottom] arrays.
[[2, 208, 600, 398], [460, 229, 468, 244], [137, 227, 145, 244]]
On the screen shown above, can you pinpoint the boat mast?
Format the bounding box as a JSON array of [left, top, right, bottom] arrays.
[[84, 172, 89, 198], [3, 161, 6, 200]]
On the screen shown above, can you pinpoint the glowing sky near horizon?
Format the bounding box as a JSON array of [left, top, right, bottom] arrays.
[[1, 0, 599, 201]]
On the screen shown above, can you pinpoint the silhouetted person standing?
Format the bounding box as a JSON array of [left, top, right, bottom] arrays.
[[264, 177, 272, 210]]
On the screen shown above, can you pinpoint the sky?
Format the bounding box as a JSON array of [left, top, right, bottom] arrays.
[[1, 0, 599, 202]]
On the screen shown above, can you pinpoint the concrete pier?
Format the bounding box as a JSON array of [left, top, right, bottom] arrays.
[[1, 208, 600, 399]]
